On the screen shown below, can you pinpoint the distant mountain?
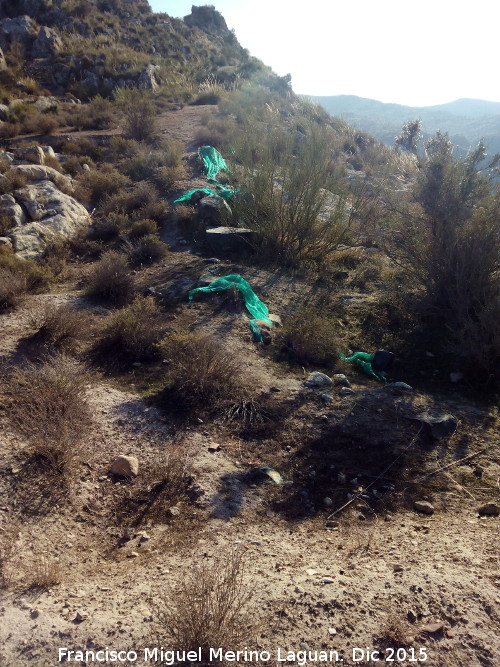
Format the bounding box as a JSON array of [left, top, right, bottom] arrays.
[[305, 95, 500, 156]]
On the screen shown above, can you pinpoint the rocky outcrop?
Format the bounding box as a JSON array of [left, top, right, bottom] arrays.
[[198, 194, 232, 226], [0, 15, 37, 51], [13, 144, 45, 165], [10, 164, 71, 190], [0, 194, 27, 225], [205, 226, 256, 254], [32, 25, 62, 58], [137, 64, 160, 91]]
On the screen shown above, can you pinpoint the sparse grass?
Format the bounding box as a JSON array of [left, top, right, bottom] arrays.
[[152, 550, 254, 665], [86, 250, 135, 305], [29, 303, 90, 353], [0, 248, 52, 310], [376, 613, 412, 649], [0, 521, 20, 589], [6, 355, 92, 474], [0, 267, 27, 310], [95, 295, 167, 363], [25, 558, 62, 591]]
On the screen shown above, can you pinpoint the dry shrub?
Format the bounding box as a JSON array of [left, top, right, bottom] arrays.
[[86, 250, 135, 305], [89, 212, 129, 242], [153, 164, 186, 192], [277, 306, 341, 367], [60, 137, 105, 161], [0, 267, 27, 310], [0, 122, 21, 139], [128, 234, 168, 266], [22, 112, 59, 135], [25, 558, 62, 590], [29, 303, 89, 353], [0, 213, 13, 235], [128, 218, 157, 240], [376, 613, 411, 648], [96, 295, 167, 363], [102, 181, 168, 221], [0, 167, 28, 195], [153, 550, 254, 665], [63, 154, 95, 176], [75, 165, 132, 206], [115, 88, 157, 142], [7, 354, 92, 473], [160, 331, 248, 414]]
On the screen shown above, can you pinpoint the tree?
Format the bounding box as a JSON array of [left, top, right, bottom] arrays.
[[395, 119, 422, 156]]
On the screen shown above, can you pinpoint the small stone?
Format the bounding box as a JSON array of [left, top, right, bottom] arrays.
[[333, 374, 350, 387], [208, 444, 221, 453], [306, 568, 317, 576], [407, 609, 417, 623], [128, 551, 139, 558], [73, 612, 86, 623], [305, 372, 333, 388], [477, 502, 499, 517], [386, 382, 413, 391], [319, 392, 333, 404], [337, 472, 346, 484], [449, 372, 463, 383], [328, 628, 336, 635], [357, 512, 366, 521], [413, 500, 434, 515], [339, 387, 355, 397], [167, 506, 180, 517], [445, 629, 455, 638], [300, 643, 309, 651], [326, 520, 339, 528], [321, 577, 334, 584], [110, 455, 139, 478], [473, 465, 483, 478], [420, 622, 444, 634], [30, 609, 39, 619], [323, 497, 333, 507], [138, 533, 150, 543], [268, 313, 282, 327], [294, 586, 304, 594], [393, 564, 404, 572]]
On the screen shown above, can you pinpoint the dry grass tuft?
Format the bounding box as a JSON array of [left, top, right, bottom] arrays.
[[6, 354, 92, 473], [0, 521, 20, 589], [152, 550, 254, 665], [277, 306, 341, 367], [29, 303, 90, 353], [86, 250, 135, 305]]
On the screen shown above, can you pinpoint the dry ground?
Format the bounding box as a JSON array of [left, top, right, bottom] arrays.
[[0, 105, 498, 667]]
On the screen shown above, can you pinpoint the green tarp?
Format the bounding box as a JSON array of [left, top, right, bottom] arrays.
[[339, 351, 386, 382], [173, 184, 238, 204], [200, 145, 228, 182], [188, 274, 272, 341]]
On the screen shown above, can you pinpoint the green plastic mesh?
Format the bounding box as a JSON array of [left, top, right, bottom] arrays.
[[200, 145, 228, 182], [339, 351, 386, 382]]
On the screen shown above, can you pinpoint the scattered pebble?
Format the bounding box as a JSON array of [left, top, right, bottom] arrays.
[[413, 500, 435, 515]]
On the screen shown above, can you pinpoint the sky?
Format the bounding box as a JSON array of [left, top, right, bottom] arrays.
[[148, 0, 499, 107]]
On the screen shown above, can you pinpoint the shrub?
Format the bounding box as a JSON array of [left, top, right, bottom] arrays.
[[70, 95, 115, 130], [29, 303, 89, 353], [153, 550, 253, 664], [6, 354, 92, 472], [22, 112, 59, 135], [63, 155, 95, 177], [277, 306, 341, 367], [75, 165, 131, 206], [0, 214, 14, 236], [386, 134, 500, 385], [128, 218, 157, 240], [86, 250, 135, 305], [128, 234, 168, 266], [89, 213, 129, 242], [115, 88, 158, 142], [102, 181, 168, 221], [0, 521, 20, 589], [159, 331, 248, 414], [0, 168, 28, 195], [0, 267, 27, 310], [96, 295, 167, 362], [0, 249, 51, 309]]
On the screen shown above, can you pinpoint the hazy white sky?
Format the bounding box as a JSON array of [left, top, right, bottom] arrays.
[[148, 0, 499, 107]]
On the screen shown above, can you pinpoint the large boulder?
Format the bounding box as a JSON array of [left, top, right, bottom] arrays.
[[0, 15, 37, 51], [8, 180, 90, 259], [13, 144, 45, 165], [31, 26, 62, 58], [0, 194, 27, 226], [137, 64, 160, 91], [198, 194, 232, 226], [10, 164, 71, 190]]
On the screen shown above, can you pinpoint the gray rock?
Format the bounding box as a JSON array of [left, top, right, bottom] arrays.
[[386, 382, 413, 391], [32, 26, 63, 58], [412, 413, 458, 439], [204, 226, 256, 254], [268, 313, 282, 327], [9, 180, 90, 259], [14, 144, 45, 165], [0, 236, 12, 247], [0, 15, 37, 50], [413, 500, 434, 515], [321, 577, 335, 584], [477, 502, 499, 517], [137, 64, 160, 91], [319, 392, 333, 404], [110, 455, 139, 478], [34, 98, 58, 113], [198, 194, 232, 226], [339, 387, 354, 396], [333, 373, 350, 387], [305, 372, 333, 388], [0, 194, 27, 226], [10, 164, 71, 190]]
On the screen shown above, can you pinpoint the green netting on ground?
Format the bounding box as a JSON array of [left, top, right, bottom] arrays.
[[339, 351, 386, 382], [173, 185, 238, 204], [188, 275, 272, 339], [200, 145, 228, 182]]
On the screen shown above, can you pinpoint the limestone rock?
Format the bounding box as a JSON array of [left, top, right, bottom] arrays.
[[110, 455, 139, 478], [198, 194, 232, 226], [10, 164, 71, 190], [339, 387, 355, 396], [9, 180, 90, 259], [305, 372, 334, 388], [14, 144, 45, 165], [413, 500, 434, 515], [0, 16, 37, 51], [32, 26, 63, 58], [0, 194, 27, 226], [137, 64, 160, 91]]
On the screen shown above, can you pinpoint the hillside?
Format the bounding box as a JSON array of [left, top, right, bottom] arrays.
[[306, 94, 500, 155], [0, 2, 498, 667]]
